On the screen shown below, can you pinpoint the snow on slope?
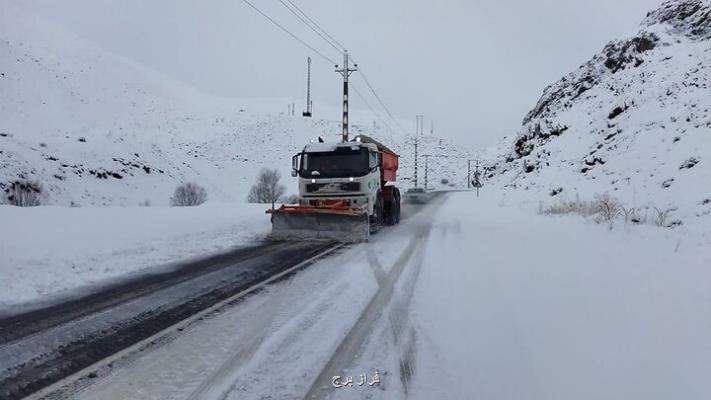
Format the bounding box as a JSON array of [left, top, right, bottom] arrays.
[[0, 2, 472, 207], [488, 0, 711, 232]]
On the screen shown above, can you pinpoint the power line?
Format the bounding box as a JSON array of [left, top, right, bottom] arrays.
[[355, 64, 409, 135], [351, 83, 396, 135], [274, 1, 406, 136], [243, 0, 408, 138], [282, 0, 347, 51], [277, 0, 344, 54], [241, 0, 338, 65]]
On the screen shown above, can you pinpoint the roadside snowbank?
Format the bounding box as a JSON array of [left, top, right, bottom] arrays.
[[0, 203, 270, 310], [410, 192, 711, 400]]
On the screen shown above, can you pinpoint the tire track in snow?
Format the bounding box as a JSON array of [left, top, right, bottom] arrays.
[[21, 243, 344, 400], [303, 197, 445, 399], [184, 245, 349, 400]]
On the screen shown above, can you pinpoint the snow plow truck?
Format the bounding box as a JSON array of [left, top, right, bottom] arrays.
[[268, 134, 401, 242]]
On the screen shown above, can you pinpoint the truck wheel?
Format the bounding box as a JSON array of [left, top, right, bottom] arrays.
[[383, 198, 395, 226], [370, 196, 383, 233], [394, 197, 401, 224]]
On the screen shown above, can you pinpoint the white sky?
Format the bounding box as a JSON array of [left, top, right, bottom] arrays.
[[21, 0, 663, 149]]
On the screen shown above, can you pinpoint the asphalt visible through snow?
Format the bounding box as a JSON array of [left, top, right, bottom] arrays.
[[0, 240, 341, 400], [0, 192, 444, 400]]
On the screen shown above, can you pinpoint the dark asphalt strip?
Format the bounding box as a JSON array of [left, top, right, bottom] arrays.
[[0, 240, 292, 345], [0, 240, 339, 400]]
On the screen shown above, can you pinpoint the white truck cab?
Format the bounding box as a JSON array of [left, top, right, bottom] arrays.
[[292, 141, 381, 216]]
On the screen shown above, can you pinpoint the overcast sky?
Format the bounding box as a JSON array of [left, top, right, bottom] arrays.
[[22, 0, 662, 149]]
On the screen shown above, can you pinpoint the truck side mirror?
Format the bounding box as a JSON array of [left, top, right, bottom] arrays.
[[291, 154, 300, 177], [369, 152, 379, 170]]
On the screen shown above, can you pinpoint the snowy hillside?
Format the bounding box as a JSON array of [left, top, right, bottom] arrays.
[[0, 3, 471, 207], [489, 0, 711, 230]]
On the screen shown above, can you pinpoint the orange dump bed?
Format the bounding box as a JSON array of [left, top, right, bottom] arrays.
[[381, 150, 398, 182]]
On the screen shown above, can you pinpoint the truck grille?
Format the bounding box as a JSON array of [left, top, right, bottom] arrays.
[[339, 182, 360, 191], [306, 182, 361, 193]]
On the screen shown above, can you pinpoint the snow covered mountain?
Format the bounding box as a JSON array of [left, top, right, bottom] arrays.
[[0, 3, 472, 207], [489, 0, 710, 228]]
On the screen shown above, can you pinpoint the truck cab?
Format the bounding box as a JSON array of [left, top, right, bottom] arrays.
[[292, 142, 380, 214]]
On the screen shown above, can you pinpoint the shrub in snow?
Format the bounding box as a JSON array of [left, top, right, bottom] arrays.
[[620, 206, 642, 224], [540, 193, 685, 230], [171, 182, 207, 207], [541, 193, 624, 228], [4, 180, 46, 207], [653, 206, 676, 227], [248, 168, 286, 209], [539, 195, 599, 217], [593, 193, 622, 229]]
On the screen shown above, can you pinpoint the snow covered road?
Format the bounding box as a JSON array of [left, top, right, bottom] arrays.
[[28, 197, 443, 400], [0, 240, 340, 400], [15, 192, 711, 400]]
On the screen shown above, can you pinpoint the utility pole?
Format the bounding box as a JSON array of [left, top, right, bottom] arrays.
[[475, 160, 480, 197], [335, 51, 358, 142], [414, 115, 423, 188], [423, 154, 431, 191], [302, 57, 312, 117], [469, 159, 482, 197]]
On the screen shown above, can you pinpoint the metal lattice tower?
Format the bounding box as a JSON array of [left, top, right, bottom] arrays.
[[302, 57, 313, 117]]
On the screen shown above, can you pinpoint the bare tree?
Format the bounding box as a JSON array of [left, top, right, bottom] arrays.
[[4, 180, 45, 207], [171, 182, 207, 206], [248, 168, 286, 209]]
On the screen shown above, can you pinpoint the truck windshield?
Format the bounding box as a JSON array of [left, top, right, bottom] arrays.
[[300, 149, 370, 178]]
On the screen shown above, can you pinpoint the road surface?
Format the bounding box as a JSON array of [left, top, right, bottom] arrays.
[[4, 191, 709, 400]]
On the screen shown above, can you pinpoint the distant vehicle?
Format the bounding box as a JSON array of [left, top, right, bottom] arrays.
[[405, 187, 429, 204]]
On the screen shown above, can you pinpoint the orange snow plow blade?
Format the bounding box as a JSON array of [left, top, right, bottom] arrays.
[[267, 202, 370, 243]]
